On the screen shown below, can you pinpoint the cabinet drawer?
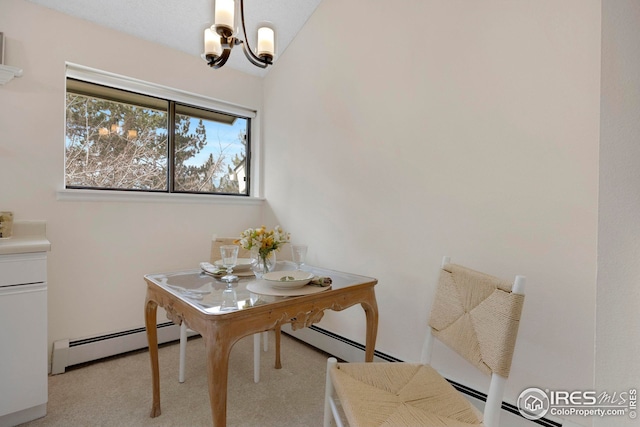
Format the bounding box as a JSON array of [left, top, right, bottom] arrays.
[[0, 253, 47, 287]]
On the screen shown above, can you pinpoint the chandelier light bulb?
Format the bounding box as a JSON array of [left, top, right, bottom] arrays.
[[214, 0, 235, 37], [204, 28, 223, 58], [257, 27, 275, 60]]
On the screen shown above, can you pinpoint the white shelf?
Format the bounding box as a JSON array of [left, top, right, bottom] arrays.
[[0, 64, 23, 85]]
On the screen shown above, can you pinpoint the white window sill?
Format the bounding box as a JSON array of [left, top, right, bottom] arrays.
[[57, 189, 265, 205]]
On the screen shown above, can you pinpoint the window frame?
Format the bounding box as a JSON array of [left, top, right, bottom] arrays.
[[60, 63, 261, 203]]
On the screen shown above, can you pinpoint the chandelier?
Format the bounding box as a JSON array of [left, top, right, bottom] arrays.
[[203, 0, 275, 69]]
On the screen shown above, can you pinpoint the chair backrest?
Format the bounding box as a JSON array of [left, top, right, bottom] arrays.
[[428, 262, 525, 378], [209, 237, 293, 263]]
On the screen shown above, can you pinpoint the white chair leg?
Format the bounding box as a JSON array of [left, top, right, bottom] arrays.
[[253, 333, 261, 383], [484, 373, 506, 427], [181, 326, 268, 384], [178, 322, 187, 383], [324, 357, 343, 427]]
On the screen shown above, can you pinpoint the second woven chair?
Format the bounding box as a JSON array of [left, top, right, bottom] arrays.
[[323, 256, 526, 427], [178, 237, 290, 384]]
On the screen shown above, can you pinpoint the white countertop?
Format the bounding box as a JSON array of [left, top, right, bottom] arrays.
[[0, 221, 51, 255]]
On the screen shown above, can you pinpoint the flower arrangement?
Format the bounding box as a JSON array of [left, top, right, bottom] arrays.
[[236, 225, 290, 277], [236, 225, 290, 259]]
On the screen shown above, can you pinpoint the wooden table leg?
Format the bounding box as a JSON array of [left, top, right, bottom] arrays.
[[362, 289, 379, 362], [204, 332, 234, 427], [144, 297, 161, 417]]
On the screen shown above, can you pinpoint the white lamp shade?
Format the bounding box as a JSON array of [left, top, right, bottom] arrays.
[[204, 28, 223, 57], [257, 27, 275, 58], [214, 0, 235, 33]]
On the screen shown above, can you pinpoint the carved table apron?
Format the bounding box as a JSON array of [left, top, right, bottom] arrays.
[[144, 266, 378, 427]]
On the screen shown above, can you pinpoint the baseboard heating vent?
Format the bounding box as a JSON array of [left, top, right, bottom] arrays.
[[446, 378, 562, 427], [50, 322, 563, 426], [282, 324, 397, 363], [50, 322, 197, 374]]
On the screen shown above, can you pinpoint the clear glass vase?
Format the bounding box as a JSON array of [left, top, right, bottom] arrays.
[[251, 249, 276, 279]]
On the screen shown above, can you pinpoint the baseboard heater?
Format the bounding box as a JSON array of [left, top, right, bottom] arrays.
[[51, 322, 560, 427], [50, 321, 197, 374], [282, 324, 562, 427]]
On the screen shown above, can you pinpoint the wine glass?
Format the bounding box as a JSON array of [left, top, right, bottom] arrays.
[[219, 245, 239, 311], [291, 244, 308, 270]]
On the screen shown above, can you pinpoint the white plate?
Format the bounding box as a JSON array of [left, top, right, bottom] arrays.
[[214, 258, 252, 271], [247, 281, 331, 297], [263, 271, 314, 289]]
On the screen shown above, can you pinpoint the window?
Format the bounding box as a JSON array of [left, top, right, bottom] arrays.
[[65, 77, 251, 196]]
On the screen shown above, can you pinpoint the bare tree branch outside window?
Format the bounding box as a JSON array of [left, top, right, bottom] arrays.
[[65, 89, 249, 195]]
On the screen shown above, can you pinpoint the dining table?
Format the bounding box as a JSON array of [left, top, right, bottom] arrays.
[[143, 262, 378, 427]]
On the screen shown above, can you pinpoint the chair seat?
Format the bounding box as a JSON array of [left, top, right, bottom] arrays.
[[330, 362, 484, 427]]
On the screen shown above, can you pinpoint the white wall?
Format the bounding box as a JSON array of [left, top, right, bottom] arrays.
[[263, 0, 601, 418], [5, 2, 630, 426], [0, 0, 264, 360], [596, 1, 640, 426]]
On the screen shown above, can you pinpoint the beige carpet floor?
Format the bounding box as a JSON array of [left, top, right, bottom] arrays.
[[21, 332, 332, 427]]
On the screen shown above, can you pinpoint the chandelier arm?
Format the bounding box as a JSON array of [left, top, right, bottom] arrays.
[[206, 49, 231, 69], [238, 0, 271, 67], [239, 40, 270, 68]]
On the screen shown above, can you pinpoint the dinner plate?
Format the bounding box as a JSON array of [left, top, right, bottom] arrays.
[[214, 258, 252, 271], [263, 271, 314, 289], [247, 281, 331, 297]]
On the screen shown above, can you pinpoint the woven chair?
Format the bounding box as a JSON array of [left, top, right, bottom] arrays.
[[178, 237, 291, 384], [323, 256, 526, 427]]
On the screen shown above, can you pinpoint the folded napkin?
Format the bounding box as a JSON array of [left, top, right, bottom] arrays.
[[200, 262, 225, 277], [309, 276, 332, 287]]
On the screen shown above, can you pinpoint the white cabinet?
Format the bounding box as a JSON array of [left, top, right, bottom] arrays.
[[0, 223, 50, 427]]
